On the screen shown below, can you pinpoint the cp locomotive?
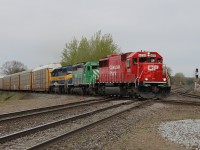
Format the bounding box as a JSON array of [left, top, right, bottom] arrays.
[[97, 51, 170, 98], [0, 51, 170, 99]]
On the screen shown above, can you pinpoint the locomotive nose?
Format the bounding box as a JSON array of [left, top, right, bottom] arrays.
[[142, 64, 163, 82]]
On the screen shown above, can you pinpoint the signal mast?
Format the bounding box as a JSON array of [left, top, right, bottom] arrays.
[[194, 68, 199, 91]]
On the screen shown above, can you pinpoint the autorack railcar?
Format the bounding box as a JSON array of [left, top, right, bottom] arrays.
[[0, 76, 4, 90], [3, 75, 11, 91], [19, 71, 32, 91], [10, 73, 20, 91], [32, 64, 61, 92]]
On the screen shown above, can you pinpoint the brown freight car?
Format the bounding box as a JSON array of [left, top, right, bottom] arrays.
[[20, 71, 32, 91], [3, 75, 11, 90], [10, 73, 20, 90], [0, 76, 4, 90]]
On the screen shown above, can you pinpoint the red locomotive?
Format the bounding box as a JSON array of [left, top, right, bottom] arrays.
[[97, 51, 170, 98]]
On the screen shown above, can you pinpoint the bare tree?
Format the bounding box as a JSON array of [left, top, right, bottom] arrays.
[[1, 61, 27, 75]]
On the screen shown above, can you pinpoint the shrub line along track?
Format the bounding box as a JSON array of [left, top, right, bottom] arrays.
[[0, 97, 115, 123], [0, 100, 152, 149], [26, 100, 152, 150]]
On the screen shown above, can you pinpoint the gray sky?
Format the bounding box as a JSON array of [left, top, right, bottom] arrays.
[[0, 0, 199, 77]]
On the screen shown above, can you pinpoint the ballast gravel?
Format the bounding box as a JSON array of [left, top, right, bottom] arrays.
[[158, 119, 200, 149]]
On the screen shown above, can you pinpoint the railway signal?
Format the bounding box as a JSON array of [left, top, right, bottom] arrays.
[[195, 68, 199, 79]]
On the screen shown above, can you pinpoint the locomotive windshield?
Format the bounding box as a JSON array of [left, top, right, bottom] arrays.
[[138, 57, 161, 63], [51, 67, 72, 77]]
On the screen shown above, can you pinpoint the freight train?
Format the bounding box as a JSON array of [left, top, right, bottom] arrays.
[[0, 51, 171, 99]]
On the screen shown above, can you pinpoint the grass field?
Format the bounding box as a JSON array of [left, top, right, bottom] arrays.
[[0, 92, 28, 103]]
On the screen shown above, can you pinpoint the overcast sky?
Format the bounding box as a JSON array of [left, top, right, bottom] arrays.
[[0, 0, 199, 77]]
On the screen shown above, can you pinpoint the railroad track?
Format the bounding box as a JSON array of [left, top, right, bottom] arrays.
[[170, 87, 200, 99], [175, 92, 200, 99], [156, 99, 200, 106], [170, 87, 191, 95], [0, 99, 152, 149], [0, 96, 115, 123]]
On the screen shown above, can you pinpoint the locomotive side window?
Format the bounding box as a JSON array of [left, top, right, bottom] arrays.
[[99, 60, 108, 67], [133, 58, 137, 65], [126, 59, 130, 68], [158, 58, 162, 63]]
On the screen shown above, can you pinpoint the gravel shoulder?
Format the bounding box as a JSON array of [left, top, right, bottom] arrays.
[[1, 92, 200, 150], [106, 103, 200, 150]]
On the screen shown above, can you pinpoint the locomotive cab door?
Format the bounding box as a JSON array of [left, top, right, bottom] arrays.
[[83, 65, 92, 84], [126, 57, 138, 82]]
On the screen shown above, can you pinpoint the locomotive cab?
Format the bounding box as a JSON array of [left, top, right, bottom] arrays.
[[71, 62, 99, 95], [126, 51, 170, 98], [49, 66, 72, 93]]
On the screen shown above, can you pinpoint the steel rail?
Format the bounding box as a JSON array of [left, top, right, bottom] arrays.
[[156, 99, 200, 106], [177, 93, 200, 99], [0, 100, 135, 144], [27, 100, 151, 150], [0, 97, 113, 122]]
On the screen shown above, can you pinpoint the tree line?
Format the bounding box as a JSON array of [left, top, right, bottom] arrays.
[[60, 31, 120, 66]]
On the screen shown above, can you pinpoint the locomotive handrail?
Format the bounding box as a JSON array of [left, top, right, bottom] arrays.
[[135, 70, 143, 88]]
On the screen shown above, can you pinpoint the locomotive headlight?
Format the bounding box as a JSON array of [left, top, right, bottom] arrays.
[[163, 78, 166, 81], [145, 78, 148, 81]]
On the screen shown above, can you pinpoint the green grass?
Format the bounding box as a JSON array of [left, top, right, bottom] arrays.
[[0, 92, 28, 103]]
